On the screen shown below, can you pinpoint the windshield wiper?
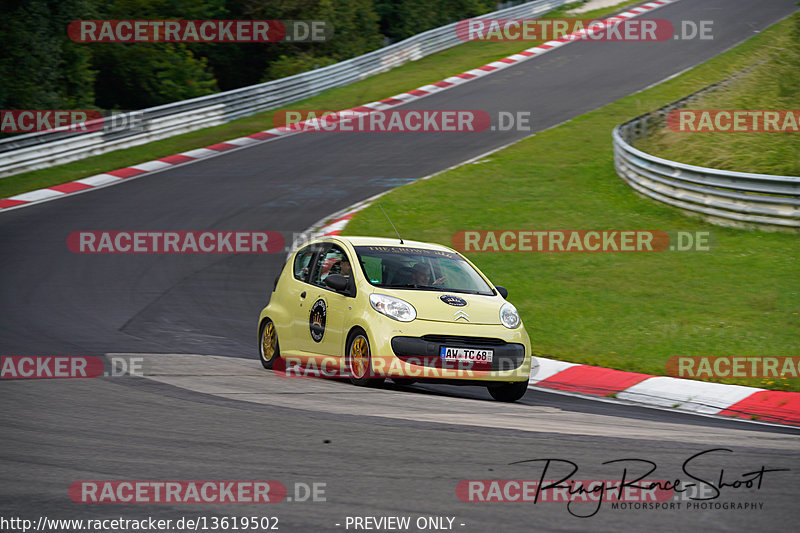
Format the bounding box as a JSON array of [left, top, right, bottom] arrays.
[[381, 284, 438, 290], [435, 288, 482, 294], [379, 284, 482, 294]]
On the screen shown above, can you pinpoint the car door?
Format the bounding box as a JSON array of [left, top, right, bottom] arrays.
[[282, 243, 320, 356], [301, 243, 355, 361]]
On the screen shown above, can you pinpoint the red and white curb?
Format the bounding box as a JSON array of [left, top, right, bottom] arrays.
[[0, 0, 681, 212], [530, 358, 800, 427], [307, 195, 383, 239]]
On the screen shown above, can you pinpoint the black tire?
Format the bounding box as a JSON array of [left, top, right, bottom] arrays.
[[488, 380, 529, 402], [346, 330, 385, 387], [392, 378, 417, 386], [259, 319, 280, 369]]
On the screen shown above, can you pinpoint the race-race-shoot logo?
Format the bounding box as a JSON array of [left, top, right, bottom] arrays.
[[459, 449, 788, 517]]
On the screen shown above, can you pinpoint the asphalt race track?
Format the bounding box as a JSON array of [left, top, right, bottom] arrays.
[[1, 0, 799, 531]]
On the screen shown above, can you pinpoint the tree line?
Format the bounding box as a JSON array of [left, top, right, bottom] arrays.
[[0, 0, 498, 112]]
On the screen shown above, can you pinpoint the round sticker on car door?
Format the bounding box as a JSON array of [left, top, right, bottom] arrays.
[[309, 299, 327, 342]]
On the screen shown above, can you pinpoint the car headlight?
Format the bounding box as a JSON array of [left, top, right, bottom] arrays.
[[500, 302, 520, 329], [369, 293, 416, 322]]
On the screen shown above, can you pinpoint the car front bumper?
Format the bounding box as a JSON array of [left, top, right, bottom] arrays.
[[366, 319, 532, 382]]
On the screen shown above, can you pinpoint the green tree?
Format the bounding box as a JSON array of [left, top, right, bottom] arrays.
[[90, 0, 223, 108], [92, 44, 219, 109], [374, 0, 495, 42], [0, 0, 96, 109], [230, 0, 383, 83]]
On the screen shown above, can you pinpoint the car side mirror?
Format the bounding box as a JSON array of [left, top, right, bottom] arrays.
[[495, 285, 508, 299], [325, 274, 349, 292]]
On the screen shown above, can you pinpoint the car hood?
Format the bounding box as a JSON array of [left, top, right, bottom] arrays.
[[371, 289, 504, 325]]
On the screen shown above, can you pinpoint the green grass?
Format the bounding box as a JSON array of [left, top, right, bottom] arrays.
[[0, 0, 645, 200], [636, 15, 800, 175], [343, 15, 800, 391]]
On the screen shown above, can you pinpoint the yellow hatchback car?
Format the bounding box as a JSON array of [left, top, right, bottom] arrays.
[[258, 236, 533, 402]]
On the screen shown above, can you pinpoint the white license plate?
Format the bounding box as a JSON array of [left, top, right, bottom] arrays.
[[440, 346, 494, 363]]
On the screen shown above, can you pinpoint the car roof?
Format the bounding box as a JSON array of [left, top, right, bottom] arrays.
[[318, 235, 455, 253]]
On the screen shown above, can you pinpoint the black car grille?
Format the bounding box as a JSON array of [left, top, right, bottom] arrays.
[[420, 335, 507, 346], [391, 336, 525, 372]]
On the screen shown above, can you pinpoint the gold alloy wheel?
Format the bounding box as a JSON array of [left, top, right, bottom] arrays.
[[349, 335, 370, 379], [261, 321, 277, 362]]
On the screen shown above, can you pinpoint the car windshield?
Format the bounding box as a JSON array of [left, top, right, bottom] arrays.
[[353, 245, 495, 295]]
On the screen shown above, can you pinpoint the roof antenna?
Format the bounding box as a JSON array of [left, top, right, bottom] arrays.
[[378, 203, 404, 244]]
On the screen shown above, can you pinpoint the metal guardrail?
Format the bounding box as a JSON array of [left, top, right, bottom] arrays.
[[613, 89, 800, 230], [0, 0, 567, 178]]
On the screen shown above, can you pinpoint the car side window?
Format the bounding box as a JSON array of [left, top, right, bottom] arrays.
[[293, 245, 315, 283], [311, 244, 352, 288]]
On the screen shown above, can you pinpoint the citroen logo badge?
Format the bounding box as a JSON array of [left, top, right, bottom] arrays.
[[454, 310, 470, 322]]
